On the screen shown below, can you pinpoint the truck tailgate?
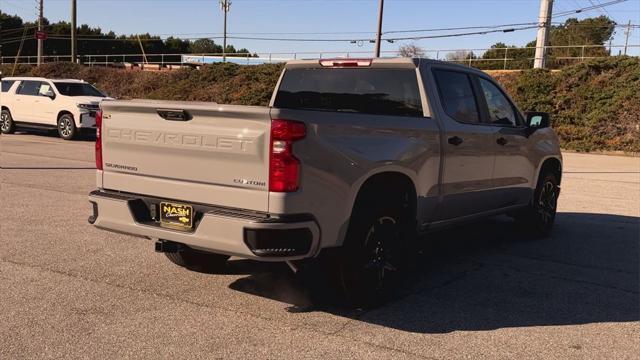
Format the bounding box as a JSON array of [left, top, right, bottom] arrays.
[[99, 100, 271, 212]]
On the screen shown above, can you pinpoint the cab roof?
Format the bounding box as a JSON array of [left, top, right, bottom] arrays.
[[1, 77, 88, 83], [284, 57, 485, 75]]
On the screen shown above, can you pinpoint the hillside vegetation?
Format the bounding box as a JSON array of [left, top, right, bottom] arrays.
[[2, 57, 638, 152], [492, 57, 639, 152]]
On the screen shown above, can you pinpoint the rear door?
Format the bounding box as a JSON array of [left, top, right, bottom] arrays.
[[430, 67, 499, 220], [12, 80, 42, 122], [100, 101, 272, 212]]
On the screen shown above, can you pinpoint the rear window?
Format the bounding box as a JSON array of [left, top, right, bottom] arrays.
[[1, 80, 16, 92], [274, 68, 423, 117], [433, 70, 480, 123]]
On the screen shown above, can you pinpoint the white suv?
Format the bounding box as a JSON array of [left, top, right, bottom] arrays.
[[1, 77, 108, 140]]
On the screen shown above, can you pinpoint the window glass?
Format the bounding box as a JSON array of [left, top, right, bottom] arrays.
[[17, 81, 41, 96], [1, 80, 16, 92], [274, 68, 423, 117], [54, 82, 105, 97], [479, 78, 517, 126], [39, 83, 54, 96], [433, 70, 479, 123]]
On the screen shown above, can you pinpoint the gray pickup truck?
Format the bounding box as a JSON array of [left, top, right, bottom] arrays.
[[89, 58, 562, 306]]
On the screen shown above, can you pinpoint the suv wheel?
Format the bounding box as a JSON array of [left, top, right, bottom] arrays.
[[336, 190, 415, 308], [1, 109, 15, 134], [516, 171, 560, 236], [164, 248, 229, 273], [57, 114, 77, 140]]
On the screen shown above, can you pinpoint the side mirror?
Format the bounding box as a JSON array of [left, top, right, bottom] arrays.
[[47, 92, 56, 100], [525, 112, 550, 129]]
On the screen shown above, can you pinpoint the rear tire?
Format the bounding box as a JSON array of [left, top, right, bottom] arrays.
[[336, 190, 416, 308], [516, 171, 560, 237], [164, 248, 229, 273], [57, 113, 77, 140], [1, 109, 15, 134]]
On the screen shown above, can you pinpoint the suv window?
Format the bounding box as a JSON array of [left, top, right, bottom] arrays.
[[16, 81, 42, 96], [38, 83, 55, 97], [54, 82, 105, 97], [274, 68, 423, 117], [433, 70, 480, 123], [1, 80, 16, 92], [478, 78, 518, 126]]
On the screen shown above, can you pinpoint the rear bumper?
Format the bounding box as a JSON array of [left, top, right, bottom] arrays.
[[88, 190, 321, 261]]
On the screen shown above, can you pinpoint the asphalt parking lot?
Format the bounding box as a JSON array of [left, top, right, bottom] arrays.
[[1, 132, 638, 359]]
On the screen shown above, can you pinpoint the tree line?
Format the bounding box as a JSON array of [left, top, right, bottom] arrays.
[[0, 11, 253, 61], [398, 16, 618, 69]]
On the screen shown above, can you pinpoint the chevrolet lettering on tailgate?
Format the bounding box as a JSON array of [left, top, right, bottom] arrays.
[[106, 128, 257, 153]]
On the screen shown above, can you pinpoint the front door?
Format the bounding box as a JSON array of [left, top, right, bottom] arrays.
[[475, 76, 535, 207], [35, 82, 59, 126], [430, 68, 498, 220]]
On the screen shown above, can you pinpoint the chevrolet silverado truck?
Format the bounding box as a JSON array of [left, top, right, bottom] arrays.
[[89, 58, 562, 306]]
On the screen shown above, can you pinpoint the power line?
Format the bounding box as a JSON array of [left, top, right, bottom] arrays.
[[2, 23, 637, 46], [590, 0, 616, 20], [1, 18, 634, 38], [553, 0, 628, 18], [27, 24, 539, 43], [0, 25, 39, 34]]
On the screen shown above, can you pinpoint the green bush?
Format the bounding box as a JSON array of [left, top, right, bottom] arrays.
[[495, 57, 640, 152]]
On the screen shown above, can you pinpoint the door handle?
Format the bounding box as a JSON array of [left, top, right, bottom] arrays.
[[497, 137, 508, 146], [448, 136, 463, 146], [157, 109, 191, 121]]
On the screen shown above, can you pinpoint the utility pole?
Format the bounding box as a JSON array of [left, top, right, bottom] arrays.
[[374, 0, 384, 57], [220, 0, 231, 62], [136, 35, 149, 65], [623, 20, 632, 56], [533, 0, 554, 69], [37, 0, 44, 66], [71, 0, 77, 63]]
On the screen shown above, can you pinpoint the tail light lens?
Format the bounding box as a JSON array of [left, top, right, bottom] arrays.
[[269, 119, 306, 192], [319, 59, 372, 67], [95, 110, 103, 170]]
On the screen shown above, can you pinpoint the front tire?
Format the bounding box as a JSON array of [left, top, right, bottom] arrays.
[[1, 109, 15, 134], [336, 191, 415, 308], [516, 171, 560, 236], [57, 114, 77, 140], [164, 248, 229, 273]]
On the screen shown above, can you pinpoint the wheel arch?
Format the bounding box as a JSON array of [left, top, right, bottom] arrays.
[[57, 110, 74, 121], [535, 156, 563, 186], [349, 170, 418, 223]]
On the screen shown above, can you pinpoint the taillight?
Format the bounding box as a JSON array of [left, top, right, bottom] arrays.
[[269, 119, 306, 192], [95, 110, 103, 170], [319, 59, 372, 67]]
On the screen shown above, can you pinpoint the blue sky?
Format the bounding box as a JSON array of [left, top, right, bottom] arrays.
[[3, 0, 639, 56]]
